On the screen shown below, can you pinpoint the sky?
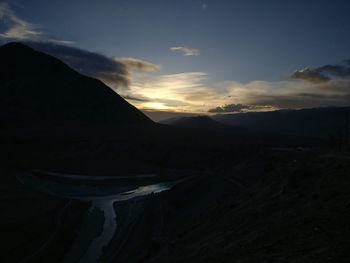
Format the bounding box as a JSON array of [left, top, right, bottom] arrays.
[[1, 0, 350, 121]]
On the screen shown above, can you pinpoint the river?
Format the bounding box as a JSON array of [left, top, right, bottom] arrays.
[[17, 172, 174, 263]]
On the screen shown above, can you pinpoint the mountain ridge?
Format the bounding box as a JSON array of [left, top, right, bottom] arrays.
[[0, 42, 152, 126]]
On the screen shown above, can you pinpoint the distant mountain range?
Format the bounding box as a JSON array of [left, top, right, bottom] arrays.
[[214, 107, 350, 138], [160, 115, 234, 133], [163, 107, 350, 138]]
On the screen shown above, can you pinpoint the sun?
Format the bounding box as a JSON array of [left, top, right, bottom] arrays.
[[139, 102, 171, 110]]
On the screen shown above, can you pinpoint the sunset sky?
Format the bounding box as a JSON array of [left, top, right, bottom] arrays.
[[1, 0, 350, 120]]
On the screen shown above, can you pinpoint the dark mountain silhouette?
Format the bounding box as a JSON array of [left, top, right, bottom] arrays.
[[210, 107, 350, 138], [160, 115, 235, 132], [161, 107, 350, 140], [0, 43, 251, 174], [0, 42, 151, 126], [0, 42, 157, 173]]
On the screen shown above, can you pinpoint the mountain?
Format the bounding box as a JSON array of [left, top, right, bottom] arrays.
[[213, 107, 350, 138], [0, 43, 249, 175], [160, 115, 234, 132], [0, 42, 156, 173], [0, 42, 151, 127]]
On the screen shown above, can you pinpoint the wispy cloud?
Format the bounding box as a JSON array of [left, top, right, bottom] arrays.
[[118, 57, 160, 72], [127, 61, 350, 114], [26, 41, 130, 90], [207, 77, 350, 112], [170, 46, 200, 56], [0, 3, 72, 45], [0, 3, 42, 40], [128, 72, 209, 111]]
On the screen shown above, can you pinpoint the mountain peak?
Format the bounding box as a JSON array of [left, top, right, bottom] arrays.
[[0, 42, 36, 55], [1, 41, 32, 49], [0, 42, 152, 126]]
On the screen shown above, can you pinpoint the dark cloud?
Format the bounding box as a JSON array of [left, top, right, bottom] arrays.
[[284, 60, 350, 109], [25, 41, 130, 88], [318, 63, 350, 77], [291, 68, 330, 83], [208, 104, 259, 113], [1, 39, 166, 107], [291, 60, 350, 83]]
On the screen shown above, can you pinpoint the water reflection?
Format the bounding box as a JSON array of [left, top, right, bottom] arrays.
[[17, 173, 173, 263]]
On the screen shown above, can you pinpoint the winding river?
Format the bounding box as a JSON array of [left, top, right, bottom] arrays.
[[17, 173, 173, 263]]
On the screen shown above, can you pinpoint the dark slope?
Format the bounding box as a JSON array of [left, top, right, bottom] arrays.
[[0, 42, 155, 173], [0, 42, 151, 126], [161, 115, 235, 132], [0, 43, 254, 174], [136, 149, 350, 263], [0, 42, 322, 175], [213, 107, 350, 138], [160, 114, 323, 146]]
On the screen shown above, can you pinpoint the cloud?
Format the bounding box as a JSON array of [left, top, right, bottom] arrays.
[[0, 3, 159, 94], [291, 68, 330, 83], [170, 46, 200, 56], [0, 3, 159, 97], [8, 40, 161, 95], [223, 78, 350, 109], [130, 67, 350, 113], [0, 3, 42, 40], [208, 104, 268, 113], [25, 41, 130, 89], [318, 62, 350, 78], [0, 4, 138, 98], [27, 41, 165, 102], [118, 57, 160, 72], [0, 4, 135, 94], [122, 94, 150, 102], [127, 72, 214, 111], [0, 3, 70, 45], [291, 61, 350, 83]]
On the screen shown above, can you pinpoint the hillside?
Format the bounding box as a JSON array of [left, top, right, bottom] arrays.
[[0, 42, 151, 127], [161, 115, 235, 133], [213, 107, 350, 139], [0, 44, 286, 175]]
